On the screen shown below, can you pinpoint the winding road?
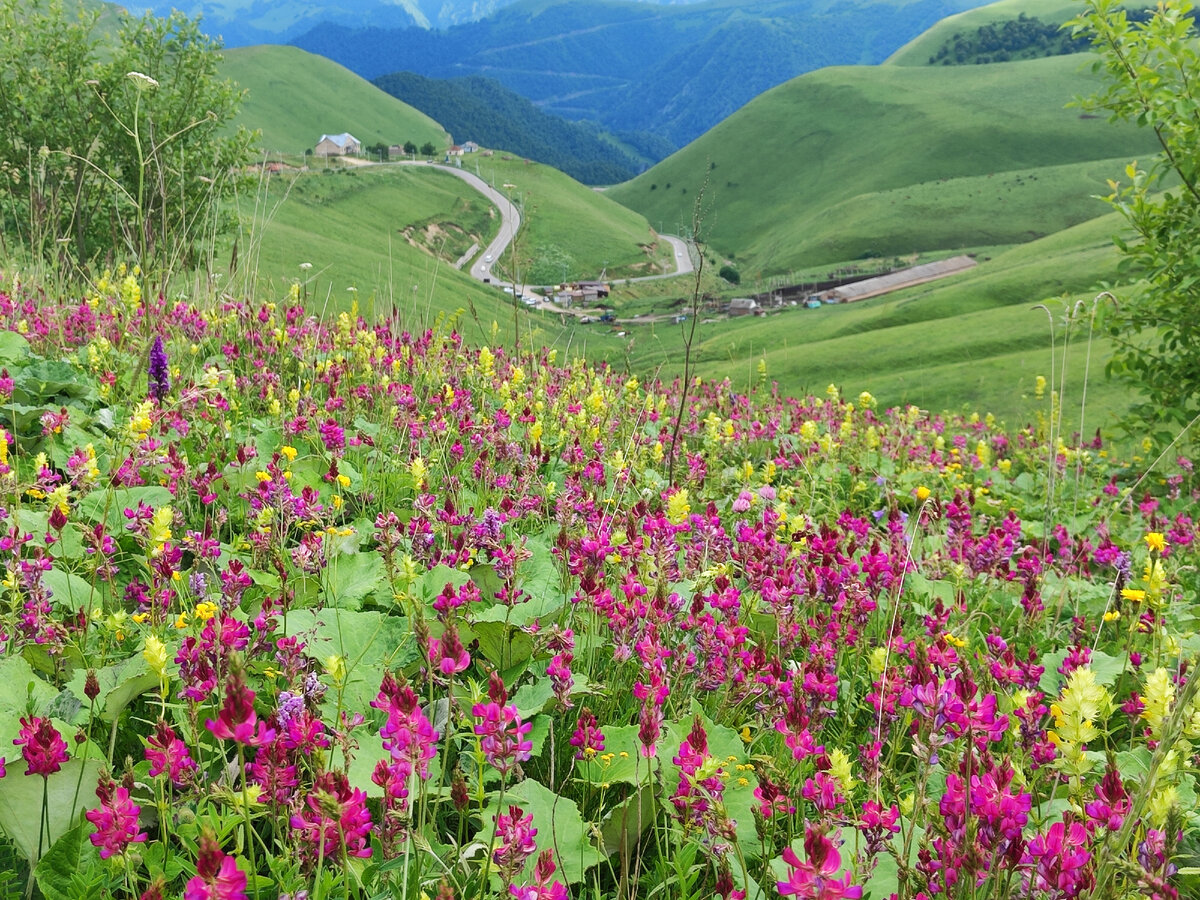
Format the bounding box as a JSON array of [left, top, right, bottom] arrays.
[[398, 161, 693, 301]]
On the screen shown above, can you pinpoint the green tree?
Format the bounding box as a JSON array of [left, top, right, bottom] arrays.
[[718, 264, 740, 284], [0, 0, 256, 276], [1070, 0, 1200, 441], [420, 141, 437, 157], [403, 140, 418, 155]]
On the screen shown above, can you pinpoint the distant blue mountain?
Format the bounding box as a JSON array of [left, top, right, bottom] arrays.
[[291, 0, 992, 149]]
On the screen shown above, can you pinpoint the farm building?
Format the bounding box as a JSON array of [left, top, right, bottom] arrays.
[[728, 298, 759, 316], [314, 133, 361, 157]]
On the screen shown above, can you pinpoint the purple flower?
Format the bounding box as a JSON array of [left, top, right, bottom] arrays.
[[15, 716, 68, 776], [145, 720, 196, 786], [472, 700, 533, 776], [148, 335, 170, 402], [85, 781, 147, 859]]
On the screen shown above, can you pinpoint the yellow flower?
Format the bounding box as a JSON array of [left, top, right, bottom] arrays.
[[916, 485, 932, 502], [666, 489, 691, 525], [1121, 588, 1146, 603], [144, 634, 168, 678], [1145, 532, 1167, 554], [828, 748, 857, 796], [193, 601, 217, 621], [1103, 610, 1121, 623], [280, 445, 298, 462], [149, 506, 173, 556], [325, 654, 347, 685], [1142, 668, 1175, 739]]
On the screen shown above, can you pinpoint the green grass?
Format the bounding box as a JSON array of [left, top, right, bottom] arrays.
[[224, 164, 632, 367], [885, 0, 1082, 66], [220, 45, 448, 155], [467, 155, 670, 282], [606, 54, 1157, 277], [609, 209, 1138, 432]]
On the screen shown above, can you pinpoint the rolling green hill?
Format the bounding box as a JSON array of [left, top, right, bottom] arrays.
[[372, 72, 652, 184], [618, 210, 1136, 431], [886, 0, 1079, 66], [220, 45, 449, 155], [606, 54, 1159, 276]]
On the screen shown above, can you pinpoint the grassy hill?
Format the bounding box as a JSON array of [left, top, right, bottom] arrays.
[[606, 54, 1159, 276], [616, 210, 1136, 432], [886, 0, 1080, 66], [220, 45, 449, 155], [224, 156, 662, 315], [371, 72, 651, 184]]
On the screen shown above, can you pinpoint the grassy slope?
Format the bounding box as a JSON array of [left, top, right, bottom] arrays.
[[606, 54, 1156, 276], [466, 155, 670, 280], [885, 0, 1081, 66], [616, 211, 1134, 432], [220, 45, 449, 155]]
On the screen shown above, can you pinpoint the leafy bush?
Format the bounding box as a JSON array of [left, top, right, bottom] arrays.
[[0, 0, 256, 276], [718, 264, 740, 284]]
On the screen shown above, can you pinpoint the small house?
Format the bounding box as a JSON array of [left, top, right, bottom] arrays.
[[388, 144, 406, 158], [448, 145, 465, 157], [728, 298, 758, 317], [463, 141, 480, 153], [314, 133, 361, 157]]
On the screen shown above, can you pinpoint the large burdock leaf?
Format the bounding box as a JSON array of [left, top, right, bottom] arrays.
[[0, 757, 102, 863], [34, 821, 102, 900], [0, 656, 61, 748], [65, 654, 158, 724], [482, 777, 605, 885]]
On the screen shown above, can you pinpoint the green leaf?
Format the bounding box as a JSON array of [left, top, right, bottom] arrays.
[[470, 621, 534, 670], [42, 567, 102, 611], [0, 655, 61, 749], [482, 777, 605, 884], [65, 654, 158, 724], [0, 756, 102, 863], [33, 820, 102, 900], [322, 551, 387, 610], [0, 331, 30, 364], [76, 486, 174, 530]]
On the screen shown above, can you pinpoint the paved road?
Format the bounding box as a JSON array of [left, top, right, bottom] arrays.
[[395, 160, 691, 298]]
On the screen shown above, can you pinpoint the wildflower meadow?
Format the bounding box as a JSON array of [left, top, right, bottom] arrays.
[[0, 272, 1192, 900]]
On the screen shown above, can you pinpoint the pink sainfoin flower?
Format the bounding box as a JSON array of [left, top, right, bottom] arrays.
[[205, 670, 275, 747], [372, 671, 439, 778], [289, 771, 373, 864], [15, 716, 68, 776], [473, 673, 532, 776], [428, 622, 471, 678], [184, 832, 246, 900], [777, 827, 862, 900], [1085, 762, 1130, 833], [145, 719, 196, 786], [493, 804, 538, 885], [85, 776, 147, 859], [671, 717, 728, 845], [1024, 818, 1094, 899], [569, 707, 604, 759], [510, 849, 568, 900]]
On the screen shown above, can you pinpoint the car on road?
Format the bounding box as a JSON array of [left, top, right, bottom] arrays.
[[484, 254, 493, 262]]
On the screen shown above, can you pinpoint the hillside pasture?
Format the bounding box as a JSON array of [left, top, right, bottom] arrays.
[[607, 55, 1158, 277]]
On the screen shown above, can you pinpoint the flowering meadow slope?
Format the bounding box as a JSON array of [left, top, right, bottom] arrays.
[[0, 275, 1195, 899]]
